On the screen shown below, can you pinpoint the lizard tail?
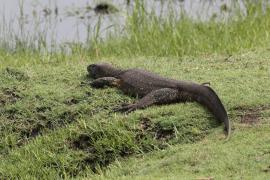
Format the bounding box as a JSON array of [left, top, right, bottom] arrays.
[[178, 84, 231, 137], [196, 86, 231, 137]]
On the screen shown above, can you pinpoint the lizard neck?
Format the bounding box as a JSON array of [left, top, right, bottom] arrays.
[[106, 67, 123, 78]]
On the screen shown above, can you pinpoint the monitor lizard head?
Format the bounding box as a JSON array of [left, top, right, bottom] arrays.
[[87, 62, 122, 79]]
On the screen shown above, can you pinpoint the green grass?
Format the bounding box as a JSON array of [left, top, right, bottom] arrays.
[[97, 125, 270, 180], [1, 1, 270, 179], [0, 48, 269, 179]]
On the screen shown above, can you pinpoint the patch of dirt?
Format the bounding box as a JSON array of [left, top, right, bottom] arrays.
[[59, 110, 79, 124], [153, 123, 175, 140], [71, 134, 93, 152], [234, 105, 270, 124], [5, 108, 22, 120], [21, 123, 45, 138], [0, 87, 22, 105], [136, 117, 175, 141], [14, 107, 53, 140], [240, 113, 259, 124], [139, 117, 152, 131]]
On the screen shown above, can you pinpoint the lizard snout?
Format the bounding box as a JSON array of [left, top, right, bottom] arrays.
[[87, 64, 97, 79]]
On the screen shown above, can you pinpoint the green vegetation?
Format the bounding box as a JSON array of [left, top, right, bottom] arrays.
[[88, 1, 270, 58], [0, 49, 269, 178], [99, 125, 270, 179], [2, 1, 270, 59], [0, 1, 270, 179]]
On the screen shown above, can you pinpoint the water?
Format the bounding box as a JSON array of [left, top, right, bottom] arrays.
[[0, 0, 256, 50]]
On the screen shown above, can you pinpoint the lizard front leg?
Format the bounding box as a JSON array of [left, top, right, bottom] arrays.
[[114, 88, 180, 113], [90, 77, 120, 88]]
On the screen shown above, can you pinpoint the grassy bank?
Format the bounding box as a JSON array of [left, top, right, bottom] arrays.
[[0, 48, 269, 178], [97, 125, 270, 179], [0, 1, 270, 179]]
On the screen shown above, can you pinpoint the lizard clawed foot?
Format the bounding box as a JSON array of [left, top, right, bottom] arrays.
[[113, 103, 137, 114], [90, 80, 106, 88]]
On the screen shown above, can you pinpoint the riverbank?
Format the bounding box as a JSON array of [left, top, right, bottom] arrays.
[[1, 1, 270, 178], [0, 48, 269, 179], [2, 1, 270, 59]]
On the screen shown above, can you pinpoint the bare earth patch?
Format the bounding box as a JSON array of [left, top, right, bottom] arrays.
[[234, 105, 270, 124], [240, 111, 260, 124]]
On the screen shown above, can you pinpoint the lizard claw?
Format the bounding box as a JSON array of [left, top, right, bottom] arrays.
[[90, 80, 108, 88], [113, 103, 137, 114]]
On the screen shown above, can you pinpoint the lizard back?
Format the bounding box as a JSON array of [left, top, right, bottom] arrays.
[[118, 68, 180, 97]]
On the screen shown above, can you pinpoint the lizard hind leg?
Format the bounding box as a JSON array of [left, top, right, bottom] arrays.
[[114, 88, 180, 113]]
